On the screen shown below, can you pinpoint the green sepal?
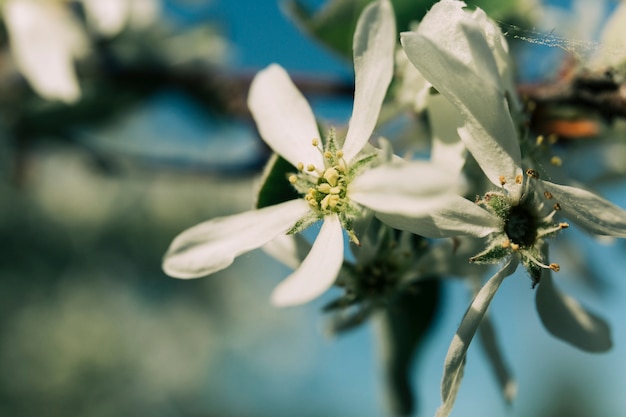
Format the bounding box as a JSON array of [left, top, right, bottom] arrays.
[[485, 192, 511, 220], [348, 152, 377, 177], [255, 153, 300, 209], [520, 244, 547, 287], [287, 211, 321, 235], [469, 237, 509, 264]]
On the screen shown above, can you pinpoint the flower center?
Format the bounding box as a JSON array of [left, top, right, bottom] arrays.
[[304, 160, 349, 214], [289, 137, 351, 216], [504, 204, 538, 248]]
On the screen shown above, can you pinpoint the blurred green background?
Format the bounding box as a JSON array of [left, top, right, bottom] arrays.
[[1, 0, 626, 416]]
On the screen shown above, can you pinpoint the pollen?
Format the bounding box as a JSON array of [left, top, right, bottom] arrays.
[[288, 175, 297, 184], [526, 169, 539, 178], [550, 156, 562, 166], [297, 162, 304, 171], [323, 168, 339, 186], [549, 263, 560, 272], [306, 164, 316, 172], [499, 175, 507, 185], [312, 138, 319, 147], [502, 239, 511, 249], [511, 243, 520, 251], [515, 174, 523, 184]]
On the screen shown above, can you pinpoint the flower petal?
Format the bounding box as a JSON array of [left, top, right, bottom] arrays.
[[4, 0, 87, 103], [342, 0, 396, 162], [163, 199, 310, 279], [349, 162, 460, 217], [429, 94, 467, 176], [262, 232, 311, 270], [82, 0, 128, 36], [535, 268, 612, 352], [375, 195, 501, 238], [248, 64, 323, 169], [271, 214, 344, 306], [401, 21, 522, 198], [540, 179, 626, 237], [435, 258, 518, 417]]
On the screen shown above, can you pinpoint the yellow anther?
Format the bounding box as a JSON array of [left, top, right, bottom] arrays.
[[536, 135, 544, 145], [502, 239, 511, 249], [320, 195, 331, 210], [511, 243, 520, 251], [317, 183, 332, 194], [548, 134, 558, 144], [336, 150, 344, 159], [553, 203, 562, 211], [544, 191, 553, 199], [324, 151, 332, 159], [306, 164, 316, 172], [327, 195, 340, 208], [312, 138, 319, 147], [288, 175, 297, 184], [526, 169, 539, 178], [549, 263, 560, 272], [499, 175, 507, 185], [515, 174, 523, 184], [323, 168, 339, 186], [559, 222, 569, 229], [297, 162, 304, 171], [550, 156, 562, 167]]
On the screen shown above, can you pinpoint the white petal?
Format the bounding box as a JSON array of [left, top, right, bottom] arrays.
[[436, 258, 518, 417], [376, 195, 501, 238], [262, 232, 311, 270], [535, 269, 612, 352], [349, 162, 460, 217], [401, 29, 522, 198], [342, 0, 396, 162], [4, 0, 88, 103], [540, 180, 626, 237], [248, 64, 323, 169], [590, 2, 626, 70], [163, 199, 310, 279], [271, 214, 344, 306], [429, 94, 467, 176], [82, 0, 128, 36]]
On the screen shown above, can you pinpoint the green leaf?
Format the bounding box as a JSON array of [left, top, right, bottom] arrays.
[[255, 153, 301, 209]]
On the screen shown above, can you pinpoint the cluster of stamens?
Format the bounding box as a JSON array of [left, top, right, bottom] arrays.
[[289, 138, 349, 215], [473, 168, 570, 287]]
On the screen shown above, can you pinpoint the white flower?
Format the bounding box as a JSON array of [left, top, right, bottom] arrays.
[[163, 0, 459, 307], [400, 0, 626, 415], [3, 0, 89, 103], [2, 0, 159, 102]]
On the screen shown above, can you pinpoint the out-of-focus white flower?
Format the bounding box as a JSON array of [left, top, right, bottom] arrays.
[[400, 1, 626, 415], [82, 0, 159, 36], [162, 0, 460, 307], [590, 1, 626, 70], [1, 0, 159, 102], [3, 0, 88, 103]]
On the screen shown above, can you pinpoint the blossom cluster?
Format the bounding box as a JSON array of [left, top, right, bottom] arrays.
[[163, 0, 626, 416]]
